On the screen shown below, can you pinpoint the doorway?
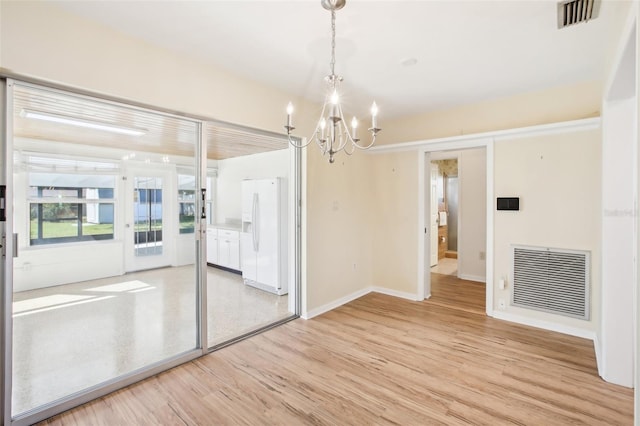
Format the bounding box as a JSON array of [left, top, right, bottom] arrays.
[[425, 148, 487, 313], [126, 171, 173, 271]]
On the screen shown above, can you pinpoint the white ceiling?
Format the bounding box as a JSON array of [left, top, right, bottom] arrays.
[[51, 0, 624, 119]]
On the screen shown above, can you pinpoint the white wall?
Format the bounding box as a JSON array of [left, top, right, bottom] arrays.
[[599, 2, 637, 390], [493, 130, 601, 335], [13, 242, 125, 292], [601, 97, 635, 387], [458, 148, 486, 282], [215, 149, 289, 224]]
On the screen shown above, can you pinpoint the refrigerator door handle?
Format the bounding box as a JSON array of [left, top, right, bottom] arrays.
[[253, 193, 260, 251], [252, 193, 259, 251]]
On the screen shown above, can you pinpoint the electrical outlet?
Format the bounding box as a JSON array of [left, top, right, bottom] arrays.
[[498, 299, 506, 310]]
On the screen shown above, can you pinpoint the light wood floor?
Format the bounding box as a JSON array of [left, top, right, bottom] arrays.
[[40, 292, 633, 425], [428, 272, 486, 315]]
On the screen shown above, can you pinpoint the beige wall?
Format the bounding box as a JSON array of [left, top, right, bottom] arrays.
[[305, 148, 374, 311], [370, 151, 419, 295], [378, 81, 602, 145], [367, 77, 604, 299], [493, 130, 601, 332], [458, 148, 486, 282]]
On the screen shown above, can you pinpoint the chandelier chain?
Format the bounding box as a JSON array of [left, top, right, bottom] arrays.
[[330, 9, 336, 76]]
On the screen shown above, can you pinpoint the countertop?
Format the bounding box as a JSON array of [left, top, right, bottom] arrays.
[[208, 223, 242, 232]]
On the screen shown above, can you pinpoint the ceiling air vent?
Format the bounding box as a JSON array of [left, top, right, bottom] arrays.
[[557, 0, 598, 29]]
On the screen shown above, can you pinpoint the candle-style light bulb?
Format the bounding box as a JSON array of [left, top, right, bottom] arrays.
[[286, 102, 294, 129], [320, 117, 327, 139], [351, 116, 358, 140], [330, 90, 339, 119], [331, 90, 339, 105], [371, 101, 378, 129]]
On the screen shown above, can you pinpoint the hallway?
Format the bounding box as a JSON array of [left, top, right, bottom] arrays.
[[428, 259, 485, 315]]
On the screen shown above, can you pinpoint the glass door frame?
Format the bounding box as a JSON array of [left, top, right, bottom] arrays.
[[1, 74, 302, 425], [1, 78, 207, 426]]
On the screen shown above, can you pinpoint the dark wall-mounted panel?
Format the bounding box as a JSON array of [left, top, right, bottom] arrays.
[[497, 197, 519, 211]]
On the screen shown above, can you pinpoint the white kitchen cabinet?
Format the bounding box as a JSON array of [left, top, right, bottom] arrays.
[[206, 228, 218, 264], [209, 228, 241, 271]]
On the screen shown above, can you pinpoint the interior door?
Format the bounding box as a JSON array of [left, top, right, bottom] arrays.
[[125, 170, 172, 272], [430, 163, 439, 266]]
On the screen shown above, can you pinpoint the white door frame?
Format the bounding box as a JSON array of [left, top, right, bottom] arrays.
[[417, 138, 494, 315], [2, 78, 15, 426], [429, 161, 439, 267]]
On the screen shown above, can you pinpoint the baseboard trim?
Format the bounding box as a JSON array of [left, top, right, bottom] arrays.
[[458, 273, 486, 283], [371, 287, 421, 301], [492, 310, 596, 340], [302, 287, 371, 320], [302, 286, 421, 319]]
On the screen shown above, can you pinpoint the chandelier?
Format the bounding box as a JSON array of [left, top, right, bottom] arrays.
[[285, 0, 381, 164]]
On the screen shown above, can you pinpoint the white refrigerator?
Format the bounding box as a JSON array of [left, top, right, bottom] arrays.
[[241, 178, 288, 295]]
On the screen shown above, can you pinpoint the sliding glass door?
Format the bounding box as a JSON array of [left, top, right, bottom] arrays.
[[4, 80, 203, 423], [205, 126, 298, 347], [0, 77, 301, 425]]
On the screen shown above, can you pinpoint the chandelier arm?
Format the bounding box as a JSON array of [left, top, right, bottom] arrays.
[[349, 133, 378, 150], [343, 140, 355, 155], [288, 135, 314, 148]]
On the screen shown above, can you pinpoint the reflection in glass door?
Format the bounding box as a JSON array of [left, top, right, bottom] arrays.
[[6, 81, 202, 422]]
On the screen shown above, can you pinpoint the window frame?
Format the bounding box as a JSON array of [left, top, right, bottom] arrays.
[[28, 182, 116, 246]]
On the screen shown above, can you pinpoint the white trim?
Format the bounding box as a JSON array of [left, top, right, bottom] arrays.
[[594, 332, 603, 377], [458, 274, 486, 283], [302, 287, 370, 320], [417, 152, 427, 300], [300, 141, 308, 319], [418, 138, 494, 321], [369, 117, 600, 155], [371, 286, 421, 301], [603, 6, 639, 100], [492, 310, 596, 340], [301, 286, 420, 320], [485, 140, 495, 316]]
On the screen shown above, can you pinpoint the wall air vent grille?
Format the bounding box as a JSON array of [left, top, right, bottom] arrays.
[[512, 245, 590, 320], [557, 0, 598, 29]]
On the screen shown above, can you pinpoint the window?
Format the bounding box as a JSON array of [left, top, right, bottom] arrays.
[[28, 172, 116, 245]]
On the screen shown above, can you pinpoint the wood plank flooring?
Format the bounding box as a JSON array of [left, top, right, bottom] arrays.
[[428, 272, 486, 315], [39, 291, 633, 425]]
